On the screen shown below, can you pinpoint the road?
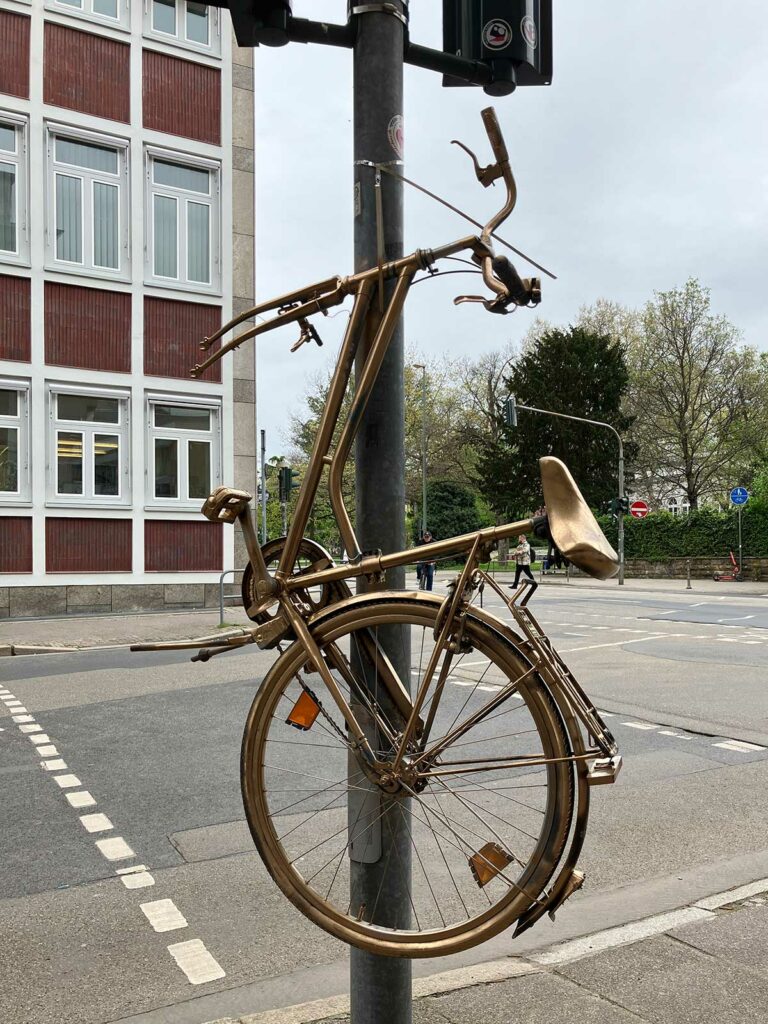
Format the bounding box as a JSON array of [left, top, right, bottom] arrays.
[[1, 584, 767, 1024]]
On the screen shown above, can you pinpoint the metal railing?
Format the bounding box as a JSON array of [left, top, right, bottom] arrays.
[[218, 568, 240, 627]]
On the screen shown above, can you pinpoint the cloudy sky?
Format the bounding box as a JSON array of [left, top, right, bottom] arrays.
[[251, 1, 768, 452]]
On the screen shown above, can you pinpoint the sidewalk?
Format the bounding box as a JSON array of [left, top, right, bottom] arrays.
[[0, 571, 766, 653], [214, 878, 768, 1024]]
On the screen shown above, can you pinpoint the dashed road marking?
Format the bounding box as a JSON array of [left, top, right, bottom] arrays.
[[623, 722, 657, 731], [13, 714, 34, 724], [118, 865, 155, 890], [41, 758, 67, 771], [659, 730, 692, 739], [29, 734, 51, 745], [66, 791, 96, 809], [96, 837, 135, 861], [167, 940, 225, 985], [53, 773, 81, 788], [19, 723, 42, 733], [141, 899, 188, 933], [80, 813, 113, 833], [714, 740, 766, 753], [37, 745, 58, 757], [561, 634, 676, 653]]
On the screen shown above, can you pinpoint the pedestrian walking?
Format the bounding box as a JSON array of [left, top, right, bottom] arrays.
[[510, 533, 538, 593], [416, 529, 436, 591]]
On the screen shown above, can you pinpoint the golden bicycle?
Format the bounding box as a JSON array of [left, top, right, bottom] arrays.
[[137, 109, 621, 958]]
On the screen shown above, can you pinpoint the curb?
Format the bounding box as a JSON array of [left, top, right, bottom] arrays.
[[203, 877, 768, 1024]]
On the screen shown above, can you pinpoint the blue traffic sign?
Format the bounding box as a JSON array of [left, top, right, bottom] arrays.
[[730, 487, 749, 505]]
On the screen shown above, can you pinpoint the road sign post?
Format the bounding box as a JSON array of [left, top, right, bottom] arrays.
[[730, 487, 749, 574]]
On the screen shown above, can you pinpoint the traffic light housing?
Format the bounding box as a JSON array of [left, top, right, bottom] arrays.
[[617, 496, 630, 515], [278, 466, 300, 503], [503, 395, 518, 428], [206, 0, 292, 48], [443, 0, 552, 96]]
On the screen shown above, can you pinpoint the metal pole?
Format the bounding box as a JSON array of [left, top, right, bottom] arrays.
[[351, 3, 411, 1022], [420, 366, 427, 536], [686, 558, 692, 590], [738, 505, 743, 575], [281, 501, 287, 537], [260, 429, 267, 544]]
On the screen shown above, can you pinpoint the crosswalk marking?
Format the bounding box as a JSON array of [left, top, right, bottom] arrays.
[[714, 740, 766, 753], [167, 939, 225, 985], [141, 899, 188, 933]]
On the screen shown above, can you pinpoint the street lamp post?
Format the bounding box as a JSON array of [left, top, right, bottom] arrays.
[[412, 363, 427, 536], [506, 398, 626, 585]]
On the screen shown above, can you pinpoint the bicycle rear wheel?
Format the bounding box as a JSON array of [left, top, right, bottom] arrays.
[[241, 595, 574, 957]]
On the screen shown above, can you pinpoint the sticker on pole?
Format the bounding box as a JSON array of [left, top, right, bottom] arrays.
[[730, 487, 749, 505], [630, 500, 649, 519], [482, 19, 513, 50], [387, 114, 404, 159], [520, 15, 538, 49]]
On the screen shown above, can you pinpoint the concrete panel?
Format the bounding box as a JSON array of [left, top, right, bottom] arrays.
[[233, 145, 254, 173], [232, 332, 255, 380], [10, 586, 67, 618], [233, 402, 257, 457], [233, 377, 255, 404], [232, 63, 253, 91], [233, 169, 255, 236], [234, 455, 257, 495], [111, 585, 164, 612], [232, 86, 254, 149], [204, 582, 221, 608], [0, 587, 8, 610], [163, 583, 205, 606], [66, 585, 112, 609], [233, 233, 255, 300], [231, 31, 254, 68], [68, 604, 112, 616]]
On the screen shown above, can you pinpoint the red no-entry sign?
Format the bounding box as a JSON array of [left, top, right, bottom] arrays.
[[630, 500, 649, 519]]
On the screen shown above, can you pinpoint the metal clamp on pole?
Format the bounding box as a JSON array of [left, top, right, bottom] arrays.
[[350, 3, 408, 26]]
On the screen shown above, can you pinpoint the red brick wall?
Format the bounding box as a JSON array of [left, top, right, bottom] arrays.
[[145, 520, 222, 572], [0, 276, 31, 362], [144, 298, 221, 382], [0, 12, 30, 99], [46, 518, 132, 573], [143, 50, 220, 144], [45, 283, 131, 373], [44, 24, 130, 122]]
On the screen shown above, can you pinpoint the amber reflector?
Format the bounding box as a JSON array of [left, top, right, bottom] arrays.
[[286, 690, 321, 731], [469, 842, 513, 887]]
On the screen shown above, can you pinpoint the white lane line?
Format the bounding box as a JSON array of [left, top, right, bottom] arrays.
[[13, 714, 35, 723], [80, 813, 113, 833], [66, 791, 96, 809], [54, 773, 81, 788], [623, 722, 657, 731], [561, 634, 677, 653], [659, 730, 692, 740], [717, 615, 755, 623], [96, 837, 135, 861], [167, 940, 225, 985], [695, 878, 768, 911], [19, 723, 42, 733], [3, 699, 22, 706], [117, 865, 155, 890], [29, 734, 51, 745], [37, 745, 58, 757], [141, 899, 188, 933], [459, 660, 491, 667], [598, 712, 616, 717], [41, 758, 67, 771], [563, 632, 588, 637], [714, 740, 766, 753]]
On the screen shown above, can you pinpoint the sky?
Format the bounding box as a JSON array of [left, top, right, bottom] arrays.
[[251, 1, 768, 454]]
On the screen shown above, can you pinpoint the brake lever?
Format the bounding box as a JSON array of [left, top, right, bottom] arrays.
[[453, 295, 510, 315], [451, 140, 504, 189], [290, 317, 324, 353]]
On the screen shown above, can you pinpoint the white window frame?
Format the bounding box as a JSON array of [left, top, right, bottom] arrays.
[[0, 113, 29, 266], [46, 124, 130, 281], [146, 393, 221, 509], [47, 383, 131, 508], [45, 0, 130, 32], [144, 0, 221, 57], [0, 378, 31, 504], [145, 147, 220, 294]]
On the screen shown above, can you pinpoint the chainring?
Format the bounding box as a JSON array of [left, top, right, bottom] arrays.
[[241, 537, 350, 624]]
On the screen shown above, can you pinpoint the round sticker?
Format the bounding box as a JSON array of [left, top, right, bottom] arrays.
[[521, 14, 538, 49], [387, 114, 404, 159], [482, 18, 513, 50]]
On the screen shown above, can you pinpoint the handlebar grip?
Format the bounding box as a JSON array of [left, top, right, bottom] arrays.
[[492, 256, 529, 305], [481, 107, 509, 165]]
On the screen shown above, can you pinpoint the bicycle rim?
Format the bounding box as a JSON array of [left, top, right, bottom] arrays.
[[241, 595, 574, 957]]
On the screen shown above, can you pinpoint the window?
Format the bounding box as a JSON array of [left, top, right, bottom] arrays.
[[145, 0, 220, 55], [48, 386, 130, 505], [46, 0, 129, 31], [0, 115, 28, 264], [147, 396, 220, 506], [47, 129, 129, 279], [0, 380, 30, 502], [146, 151, 220, 292]]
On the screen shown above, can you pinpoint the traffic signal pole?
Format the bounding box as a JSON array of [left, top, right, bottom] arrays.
[[351, 3, 411, 1021]]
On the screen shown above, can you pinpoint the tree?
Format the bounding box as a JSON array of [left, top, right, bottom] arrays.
[[417, 479, 493, 545], [475, 326, 635, 517], [627, 279, 768, 509]]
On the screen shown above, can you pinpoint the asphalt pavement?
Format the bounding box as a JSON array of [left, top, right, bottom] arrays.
[[1, 579, 767, 1024]]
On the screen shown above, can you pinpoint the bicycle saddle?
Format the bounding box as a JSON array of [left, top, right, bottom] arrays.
[[539, 457, 619, 580]]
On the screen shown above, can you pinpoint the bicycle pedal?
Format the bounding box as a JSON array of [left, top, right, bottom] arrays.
[[201, 486, 253, 523]]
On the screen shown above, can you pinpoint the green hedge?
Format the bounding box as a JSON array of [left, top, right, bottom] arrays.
[[595, 504, 768, 559]]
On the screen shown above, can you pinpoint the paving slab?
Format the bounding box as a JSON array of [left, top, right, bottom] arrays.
[[670, 900, 768, 973]]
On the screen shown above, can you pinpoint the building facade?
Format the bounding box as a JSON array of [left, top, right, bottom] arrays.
[[0, 0, 256, 616]]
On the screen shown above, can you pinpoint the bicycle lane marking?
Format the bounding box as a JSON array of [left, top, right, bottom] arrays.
[[0, 689, 226, 987]]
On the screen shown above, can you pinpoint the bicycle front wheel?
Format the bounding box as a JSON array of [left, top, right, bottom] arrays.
[[241, 595, 574, 957]]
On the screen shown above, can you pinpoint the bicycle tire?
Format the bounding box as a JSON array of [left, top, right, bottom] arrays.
[[241, 595, 574, 957]]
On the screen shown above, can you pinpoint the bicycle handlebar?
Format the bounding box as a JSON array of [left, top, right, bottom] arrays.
[[481, 107, 510, 167]]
